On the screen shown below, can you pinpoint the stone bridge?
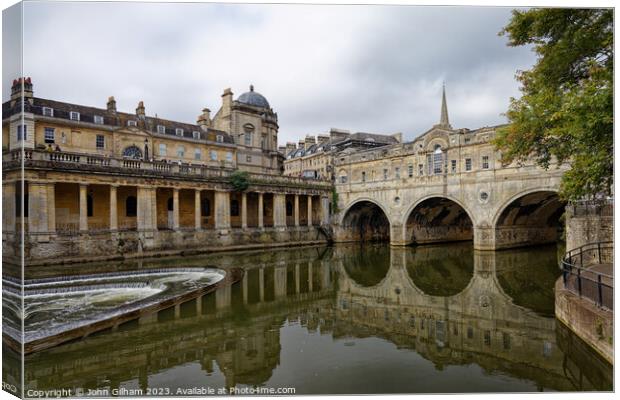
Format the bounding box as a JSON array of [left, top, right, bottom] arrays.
[[331, 124, 568, 250]]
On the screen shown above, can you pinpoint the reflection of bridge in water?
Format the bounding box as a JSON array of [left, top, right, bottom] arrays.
[[17, 245, 611, 393]]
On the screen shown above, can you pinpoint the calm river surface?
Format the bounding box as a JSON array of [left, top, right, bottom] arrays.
[[3, 243, 613, 395]]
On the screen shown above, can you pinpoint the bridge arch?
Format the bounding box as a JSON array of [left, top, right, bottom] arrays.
[[402, 195, 476, 246], [339, 198, 392, 242], [492, 189, 566, 249]]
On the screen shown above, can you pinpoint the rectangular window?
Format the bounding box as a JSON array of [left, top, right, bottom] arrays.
[[44, 127, 55, 143], [159, 143, 167, 156], [157, 125, 166, 134], [210, 150, 217, 161], [94, 115, 104, 124], [482, 155, 489, 169], [42, 107, 54, 117], [177, 146, 185, 158], [175, 128, 184, 136], [464, 137, 471, 144], [408, 164, 413, 178], [127, 120, 137, 127], [246, 155, 252, 162], [383, 169, 388, 180], [216, 135, 224, 143], [192, 131, 200, 139], [340, 175, 347, 184], [418, 164, 424, 176], [226, 152, 233, 162], [395, 167, 400, 179], [361, 171, 366, 182], [194, 148, 201, 160], [433, 152, 443, 175], [96, 134, 104, 149], [245, 133, 252, 146], [69, 111, 80, 121], [17, 125, 26, 141], [451, 159, 457, 173], [465, 158, 472, 171]]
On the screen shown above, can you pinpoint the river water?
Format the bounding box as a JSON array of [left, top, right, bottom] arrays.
[[3, 243, 613, 395]]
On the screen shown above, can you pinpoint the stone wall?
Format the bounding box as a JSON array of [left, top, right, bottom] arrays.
[[566, 200, 613, 252], [17, 226, 329, 266]]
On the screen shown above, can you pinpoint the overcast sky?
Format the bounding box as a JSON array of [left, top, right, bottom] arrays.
[[4, 2, 536, 144]]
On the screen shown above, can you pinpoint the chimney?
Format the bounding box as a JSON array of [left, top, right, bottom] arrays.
[[136, 101, 145, 118], [329, 128, 350, 143], [304, 135, 316, 149], [221, 88, 233, 118], [11, 77, 33, 103], [286, 142, 297, 154], [197, 108, 211, 131], [107, 96, 117, 113], [391, 132, 403, 143]]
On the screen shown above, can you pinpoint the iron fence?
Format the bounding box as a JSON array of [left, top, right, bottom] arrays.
[[560, 241, 614, 310]]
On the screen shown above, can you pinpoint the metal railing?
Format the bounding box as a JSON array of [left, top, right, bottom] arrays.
[[560, 241, 614, 310]]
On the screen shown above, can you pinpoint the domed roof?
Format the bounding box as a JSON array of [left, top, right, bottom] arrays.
[[237, 85, 270, 109]]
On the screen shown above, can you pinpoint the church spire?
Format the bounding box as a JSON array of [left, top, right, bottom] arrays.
[[439, 83, 452, 129]]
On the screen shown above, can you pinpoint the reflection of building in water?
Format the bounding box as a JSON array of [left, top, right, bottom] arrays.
[[17, 246, 611, 393]]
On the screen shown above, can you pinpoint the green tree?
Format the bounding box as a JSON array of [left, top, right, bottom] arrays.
[[229, 170, 250, 192], [494, 9, 613, 200]]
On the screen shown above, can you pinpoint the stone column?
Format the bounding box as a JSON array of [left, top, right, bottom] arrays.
[[172, 188, 180, 231], [137, 187, 156, 234], [194, 189, 201, 230], [28, 182, 51, 239], [294, 194, 300, 227], [214, 190, 231, 230], [258, 192, 264, 229], [307, 195, 313, 227], [241, 192, 248, 229], [79, 183, 88, 232], [46, 183, 56, 234], [109, 185, 118, 231], [273, 193, 286, 228], [2, 182, 16, 234]]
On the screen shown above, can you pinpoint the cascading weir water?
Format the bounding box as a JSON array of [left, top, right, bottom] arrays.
[[2, 267, 243, 354]]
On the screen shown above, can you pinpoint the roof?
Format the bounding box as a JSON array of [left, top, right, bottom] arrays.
[[4, 97, 234, 144], [237, 85, 270, 109]]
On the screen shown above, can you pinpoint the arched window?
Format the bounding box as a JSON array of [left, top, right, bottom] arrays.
[[230, 199, 240, 216], [433, 145, 443, 175], [126, 196, 137, 217], [123, 145, 143, 159], [286, 201, 293, 217], [167, 198, 173, 211], [87, 195, 93, 217], [201, 198, 211, 216]]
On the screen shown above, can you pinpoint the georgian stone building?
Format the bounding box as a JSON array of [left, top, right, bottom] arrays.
[[283, 128, 402, 179], [2, 78, 331, 264]]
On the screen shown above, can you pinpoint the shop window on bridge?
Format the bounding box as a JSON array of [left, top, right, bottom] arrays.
[[126, 196, 137, 217], [451, 159, 457, 173], [230, 199, 240, 216], [201, 198, 211, 216], [484, 330, 491, 346], [418, 164, 424, 176], [361, 171, 366, 182], [465, 158, 472, 171], [395, 167, 400, 179], [286, 201, 293, 217], [482, 155, 489, 169], [408, 164, 413, 178], [383, 169, 388, 180]]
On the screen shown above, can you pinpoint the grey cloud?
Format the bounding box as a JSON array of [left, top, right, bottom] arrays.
[[7, 3, 534, 145]]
